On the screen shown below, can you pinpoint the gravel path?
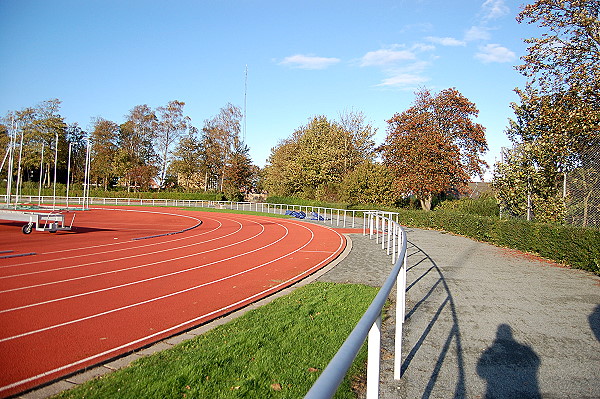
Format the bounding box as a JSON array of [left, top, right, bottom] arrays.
[[318, 228, 600, 399]]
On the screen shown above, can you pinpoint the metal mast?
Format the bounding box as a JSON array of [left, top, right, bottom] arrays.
[[243, 65, 247, 143]]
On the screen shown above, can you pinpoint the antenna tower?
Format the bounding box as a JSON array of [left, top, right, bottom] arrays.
[[243, 65, 247, 143]]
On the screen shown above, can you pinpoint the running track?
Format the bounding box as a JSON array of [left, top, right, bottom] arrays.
[[0, 206, 346, 398]]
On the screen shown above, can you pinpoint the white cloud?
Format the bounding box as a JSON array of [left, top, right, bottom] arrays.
[[375, 60, 431, 88], [360, 48, 416, 67], [376, 73, 430, 88], [464, 26, 492, 42], [412, 43, 436, 52], [426, 36, 466, 47], [475, 44, 516, 63], [279, 54, 340, 70], [359, 45, 433, 89], [481, 0, 509, 20]]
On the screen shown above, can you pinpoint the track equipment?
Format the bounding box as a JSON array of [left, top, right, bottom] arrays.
[[0, 209, 75, 234]]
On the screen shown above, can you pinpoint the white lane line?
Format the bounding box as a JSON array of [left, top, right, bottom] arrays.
[[0, 219, 269, 311], [0, 209, 208, 270], [0, 222, 345, 395], [0, 217, 238, 284], [0, 221, 298, 340]]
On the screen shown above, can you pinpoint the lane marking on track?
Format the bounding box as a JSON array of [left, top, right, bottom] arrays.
[[0, 214, 294, 293], [1, 214, 309, 312], [131, 221, 203, 240], [0, 253, 36, 259], [0, 217, 237, 283], [0, 218, 265, 305], [0, 220, 298, 340], [0, 217, 346, 395], [0, 209, 207, 270]]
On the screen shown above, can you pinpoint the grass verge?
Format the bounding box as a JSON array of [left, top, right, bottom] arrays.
[[52, 282, 378, 399]]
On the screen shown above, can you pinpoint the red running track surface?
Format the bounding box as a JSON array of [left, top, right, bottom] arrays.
[[0, 207, 346, 398]]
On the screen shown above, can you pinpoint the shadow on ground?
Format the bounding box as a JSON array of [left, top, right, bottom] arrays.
[[402, 239, 466, 398]]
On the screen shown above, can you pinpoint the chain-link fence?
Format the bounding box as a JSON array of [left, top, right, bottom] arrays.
[[564, 145, 600, 228]]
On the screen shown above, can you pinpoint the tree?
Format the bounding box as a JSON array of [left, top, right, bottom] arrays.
[[116, 105, 159, 191], [493, 144, 566, 222], [515, 1, 600, 164], [201, 103, 243, 191], [124, 105, 157, 164], [497, 2, 600, 222], [516, 0, 600, 99], [222, 138, 255, 201], [565, 141, 600, 226], [263, 134, 304, 197], [495, 87, 600, 222], [65, 123, 88, 183], [155, 100, 191, 188], [341, 162, 396, 206], [380, 88, 488, 211], [263, 113, 377, 201], [89, 117, 119, 189], [169, 129, 205, 190], [337, 110, 377, 173], [1, 99, 70, 187]]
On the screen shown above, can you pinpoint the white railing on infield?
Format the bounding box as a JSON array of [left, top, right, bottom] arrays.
[[3, 195, 403, 230]]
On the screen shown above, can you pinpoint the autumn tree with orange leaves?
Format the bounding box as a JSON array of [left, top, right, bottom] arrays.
[[380, 88, 488, 211]]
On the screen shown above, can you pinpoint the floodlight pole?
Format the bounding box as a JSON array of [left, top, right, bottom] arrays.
[[38, 144, 45, 207], [66, 142, 72, 209], [52, 133, 58, 211], [83, 140, 91, 209], [14, 122, 24, 209], [243, 64, 247, 143]]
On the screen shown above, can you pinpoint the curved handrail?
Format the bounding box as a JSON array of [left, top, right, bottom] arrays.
[[305, 211, 407, 398]]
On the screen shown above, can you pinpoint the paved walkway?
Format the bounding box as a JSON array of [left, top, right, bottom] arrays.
[[318, 228, 600, 399]]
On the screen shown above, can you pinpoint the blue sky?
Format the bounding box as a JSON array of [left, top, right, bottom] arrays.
[[0, 0, 540, 179]]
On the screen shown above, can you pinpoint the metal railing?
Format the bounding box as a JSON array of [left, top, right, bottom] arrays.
[[2, 195, 387, 229], [2, 196, 407, 398], [305, 211, 407, 399]]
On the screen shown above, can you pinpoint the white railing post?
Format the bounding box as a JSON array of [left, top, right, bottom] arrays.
[[394, 235, 407, 380], [367, 316, 382, 399], [381, 215, 386, 250], [387, 219, 394, 260], [392, 223, 396, 264]]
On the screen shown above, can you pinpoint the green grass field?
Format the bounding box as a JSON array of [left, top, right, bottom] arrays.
[[53, 282, 379, 399]]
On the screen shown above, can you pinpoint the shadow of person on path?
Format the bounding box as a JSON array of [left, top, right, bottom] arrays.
[[477, 324, 541, 399], [589, 304, 600, 342]]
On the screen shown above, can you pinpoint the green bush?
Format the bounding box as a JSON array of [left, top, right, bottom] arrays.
[[266, 196, 350, 210], [434, 196, 500, 217]]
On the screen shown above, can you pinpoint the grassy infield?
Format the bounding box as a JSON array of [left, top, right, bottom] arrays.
[[53, 208, 379, 399]]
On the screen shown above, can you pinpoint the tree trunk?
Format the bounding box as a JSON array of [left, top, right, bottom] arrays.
[[419, 194, 433, 211]]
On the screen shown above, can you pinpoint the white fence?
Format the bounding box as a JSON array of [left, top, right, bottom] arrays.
[[305, 211, 407, 399]]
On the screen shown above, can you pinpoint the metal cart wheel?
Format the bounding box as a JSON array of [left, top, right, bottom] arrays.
[[22, 223, 33, 234]]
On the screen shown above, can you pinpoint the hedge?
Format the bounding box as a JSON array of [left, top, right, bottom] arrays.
[[395, 209, 600, 275], [265, 196, 351, 210]]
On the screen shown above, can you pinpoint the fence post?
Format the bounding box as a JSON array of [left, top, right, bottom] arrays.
[[381, 216, 386, 250], [367, 316, 382, 399], [394, 237, 407, 380], [387, 218, 391, 255]]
